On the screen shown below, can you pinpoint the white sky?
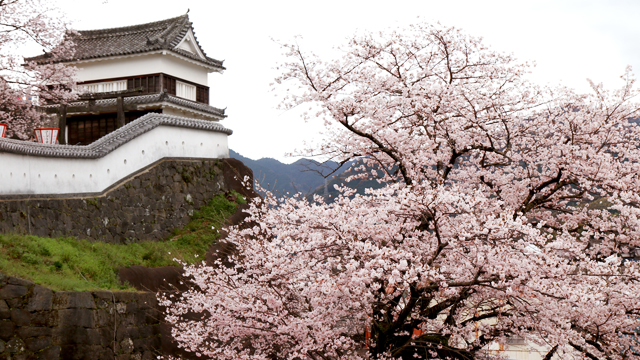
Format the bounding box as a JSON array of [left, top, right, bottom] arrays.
[[51, 0, 640, 163]]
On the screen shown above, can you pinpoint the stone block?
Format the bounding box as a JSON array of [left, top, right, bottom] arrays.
[[7, 277, 33, 287], [125, 301, 137, 313], [103, 232, 114, 243], [27, 285, 53, 312], [0, 273, 7, 286], [96, 301, 115, 316], [10, 308, 30, 326], [0, 320, 14, 341], [95, 309, 111, 327], [53, 292, 96, 310], [125, 326, 139, 339], [81, 328, 102, 345], [134, 311, 146, 325], [38, 345, 61, 360], [6, 298, 23, 308], [0, 285, 28, 299], [25, 336, 51, 352], [121, 313, 136, 327], [6, 337, 25, 353], [115, 303, 126, 314], [60, 344, 102, 360], [17, 325, 51, 340], [97, 347, 114, 360], [0, 300, 9, 319], [58, 309, 94, 328], [107, 226, 118, 237], [113, 292, 137, 303], [132, 338, 149, 353], [30, 311, 56, 327], [92, 291, 114, 302], [52, 326, 96, 345], [137, 325, 154, 339], [116, 326, 128, 342], [96, 327, 113, 347], [120, 337, 134, 354]]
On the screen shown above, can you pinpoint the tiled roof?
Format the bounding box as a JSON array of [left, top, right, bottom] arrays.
[[0, 113, 232, 159], [42, 92, 227, 118], [25, 14, 224, 70]]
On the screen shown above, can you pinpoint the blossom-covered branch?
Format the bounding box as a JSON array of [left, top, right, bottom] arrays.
[[164, 22, 640, 360]]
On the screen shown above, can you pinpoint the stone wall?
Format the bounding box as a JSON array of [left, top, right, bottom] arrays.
[[0, 158, 245, 243], [0, 273, 162, 360]]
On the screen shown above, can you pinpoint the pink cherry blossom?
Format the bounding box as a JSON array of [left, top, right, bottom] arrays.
[[0, 0, 78, 139], [163, 22, 640, 360]]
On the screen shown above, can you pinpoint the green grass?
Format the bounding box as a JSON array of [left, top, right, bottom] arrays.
[[0, 192, 245, 291]]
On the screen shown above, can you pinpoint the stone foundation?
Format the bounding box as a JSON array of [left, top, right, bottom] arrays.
[[0, 158, 244, 243], [0, 273, 162, 360]]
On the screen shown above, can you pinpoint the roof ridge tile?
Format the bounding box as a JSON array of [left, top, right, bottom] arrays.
[[77, 15, 187, 36], [25, 14, 225, 70]]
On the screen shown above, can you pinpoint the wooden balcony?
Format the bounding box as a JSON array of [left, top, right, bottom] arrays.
[[78, 73, 210, 104]]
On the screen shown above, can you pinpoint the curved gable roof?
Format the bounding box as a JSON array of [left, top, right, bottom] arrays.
[[26, 14, 224, 71]]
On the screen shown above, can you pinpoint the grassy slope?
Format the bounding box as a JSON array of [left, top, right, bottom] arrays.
[[0, 192, 245, 291]]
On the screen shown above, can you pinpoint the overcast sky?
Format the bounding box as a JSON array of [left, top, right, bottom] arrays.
[[51, 0, 640, 163]]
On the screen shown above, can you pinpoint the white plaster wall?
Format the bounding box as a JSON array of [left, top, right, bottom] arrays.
[[0, 126, 229, 195], [74, 53, 210, 85]]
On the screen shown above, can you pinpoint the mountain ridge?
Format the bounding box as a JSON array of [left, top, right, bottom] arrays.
[[229, 149, 348, 196]]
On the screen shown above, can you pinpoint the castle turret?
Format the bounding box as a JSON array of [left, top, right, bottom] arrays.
[[26, 14, 227, 145]]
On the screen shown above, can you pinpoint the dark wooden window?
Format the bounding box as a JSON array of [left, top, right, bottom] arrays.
[[196, 86, 209, 104], [66, 110, 161, 145], [127, 74, 160, 94], [68, 114, 117, 145], [163, 76, 176, 96]]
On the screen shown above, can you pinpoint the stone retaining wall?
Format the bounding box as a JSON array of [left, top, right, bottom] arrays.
[[0, 158, 243, 243], [0, 273, 162, 360]]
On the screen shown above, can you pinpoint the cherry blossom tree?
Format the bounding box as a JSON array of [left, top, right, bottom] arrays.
[[0, 0, 77, 139], [163, 23, 640, 360]]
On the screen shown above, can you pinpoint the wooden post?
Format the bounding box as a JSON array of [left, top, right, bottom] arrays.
[[159, 73, 164, 93], [58, 104, 67, 144], [116, 96, 125, 128], [88, 99, 96, 112]]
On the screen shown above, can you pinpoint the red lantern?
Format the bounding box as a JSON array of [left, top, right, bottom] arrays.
[[34, 128, 59, 144], [0, 124, 6, 138]]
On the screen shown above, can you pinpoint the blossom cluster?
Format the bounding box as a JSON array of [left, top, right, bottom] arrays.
[[164, 23, 640, 360], [0, 0, 78, 139]]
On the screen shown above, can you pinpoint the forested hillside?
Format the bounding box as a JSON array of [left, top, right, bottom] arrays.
[[230, 150, 349, 196]]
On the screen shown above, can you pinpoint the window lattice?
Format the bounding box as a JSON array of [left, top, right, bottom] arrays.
[[81, 80, 127, 93], [176, 81, 196, 101]]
